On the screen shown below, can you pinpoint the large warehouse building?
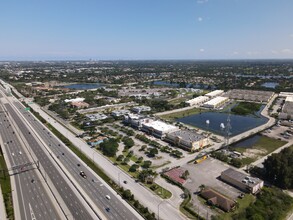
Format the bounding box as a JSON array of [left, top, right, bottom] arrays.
[[205, 90, 224, 98], [279, 96, 293, 119], [221, 168, 264, 194], [202, 96, 229, 109], [164, 129, 209, 151], [185, 96, 209, 106]]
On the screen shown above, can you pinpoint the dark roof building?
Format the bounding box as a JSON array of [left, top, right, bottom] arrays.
[[200, 188, 236, 212]]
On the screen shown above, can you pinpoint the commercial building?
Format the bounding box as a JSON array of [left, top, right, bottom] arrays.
[[165, 129, 209, 151], [279, 96, 293, 120], [65, 97, 85, 103], [141, 119, 179, 138], [185, 96, 209, 106], [132, 106, 151, 113], [200, 188, 236, 212], [202, 96, 229, 109], [111, 109, 131, 117], [205, 90, 224, 98], [221, 168, 264, 194], [71, 101, 89, 109], [85, 113, 108, 121]]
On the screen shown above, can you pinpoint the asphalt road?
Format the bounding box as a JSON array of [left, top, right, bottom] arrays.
[[11, 101, 141, 220], [3, 102, 97, 220], [0, 103, 62, 220], [27, 102, 186, 220]]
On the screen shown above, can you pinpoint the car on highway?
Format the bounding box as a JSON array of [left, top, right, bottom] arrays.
[[106, 195, 111, 200], [123, 180, 127, 184], [80, 171, 87, 179], [105, 207, 110, 212]]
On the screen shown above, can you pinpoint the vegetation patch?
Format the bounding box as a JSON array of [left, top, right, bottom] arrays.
[[263, 146, 293, 189], [231, 102, 262, 115], [230, 187, 293, 220], [0, 151, 14, 220], [160, 108, 205, 121], [214, 194, 255, 220]]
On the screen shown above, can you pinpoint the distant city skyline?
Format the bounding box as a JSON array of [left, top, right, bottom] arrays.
[[0, 0, 292, 60]]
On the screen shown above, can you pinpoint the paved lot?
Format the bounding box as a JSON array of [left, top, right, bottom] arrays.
[[262, 125, 293, 141], [183, 158, 241, 200]]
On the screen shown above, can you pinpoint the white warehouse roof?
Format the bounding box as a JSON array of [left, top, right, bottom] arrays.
[[186, 96, 209, 106], [203, 96, 229, 107], [285, 96, 293, 103], [205, 90, 224, 98]]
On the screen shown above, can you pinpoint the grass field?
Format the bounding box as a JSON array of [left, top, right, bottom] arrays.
[[234, 135, 287, 166], [160, 108, 204, 121]]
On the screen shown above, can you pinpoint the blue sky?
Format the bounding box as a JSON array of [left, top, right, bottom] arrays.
[[0, 0, 292, 60]]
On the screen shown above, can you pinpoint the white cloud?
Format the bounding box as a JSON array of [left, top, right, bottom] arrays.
[[197, 0, 208, 3], [199, 49, 205, 52], [246, 51, 259, 56], [271, 50, 279, 55], [232, 51, 239, 55], [281, 49, 293, 54], [198, 17, 203, 22]]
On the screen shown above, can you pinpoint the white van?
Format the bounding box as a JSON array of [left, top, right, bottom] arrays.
[[106, 195, 111, 200]]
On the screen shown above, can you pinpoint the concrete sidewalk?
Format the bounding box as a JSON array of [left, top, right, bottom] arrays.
[[0, 186, 7, 220]]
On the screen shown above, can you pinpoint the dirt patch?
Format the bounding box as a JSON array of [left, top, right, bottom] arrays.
[[242, 148, 267, 158]]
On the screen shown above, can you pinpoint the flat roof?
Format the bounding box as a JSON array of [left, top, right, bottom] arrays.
[[286, 96, 293, 103], [143, 120, 178, 132], [168, 129, 205, 142], [203, 96, 228, 106], [186, 96, 209, 104], [205, 90, 224, 97], [221, 168, 263, 187]]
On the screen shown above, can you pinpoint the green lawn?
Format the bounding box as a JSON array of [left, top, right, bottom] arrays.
[[216, 194, 255, 220], [160, 108, 205, 121], [254, 136, 287, 154], [0, 154, 14, 220], [145, 183, 172, 199], [233, 135, 287, 166]]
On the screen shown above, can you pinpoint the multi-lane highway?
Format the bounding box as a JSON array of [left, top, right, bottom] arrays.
[[10, 100, 141, 220], [1, 80, 184, 220], [0, 102, 63, 219], [0, 89, 98, 219]]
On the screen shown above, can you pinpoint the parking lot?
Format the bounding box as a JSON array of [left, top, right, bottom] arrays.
[[183, 158, 241, 200], [262, 124, 293, 141]]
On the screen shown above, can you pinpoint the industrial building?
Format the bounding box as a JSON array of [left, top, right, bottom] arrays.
[[185, 96, 209, 106], [221, 168, 264, 194], [202, 96, 229, 109], [205, 90, 224, 98], [279, 96, 293, 120], [164, 129, 209, 151], [223, 89, 274, 103]]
